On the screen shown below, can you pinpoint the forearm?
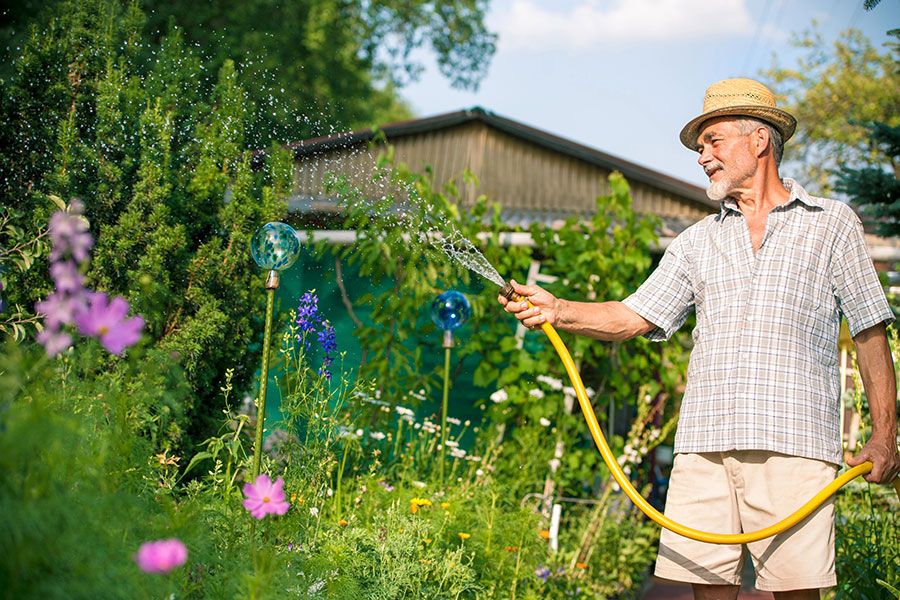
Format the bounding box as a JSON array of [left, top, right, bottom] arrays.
[[854, 323, 899, 443], [555, 299, 655, 342]]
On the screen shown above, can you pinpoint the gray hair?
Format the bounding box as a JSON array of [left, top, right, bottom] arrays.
[[735, 117, 784, 167]]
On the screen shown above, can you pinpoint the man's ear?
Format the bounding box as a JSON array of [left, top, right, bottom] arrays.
[[752, 125, 770, 159]]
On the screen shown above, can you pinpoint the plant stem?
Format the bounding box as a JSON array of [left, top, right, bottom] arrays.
[[251, 287, 276, 480], [485, 491, 497, 555], [335, 443, 350, 520], [439, 344, 451, 484]]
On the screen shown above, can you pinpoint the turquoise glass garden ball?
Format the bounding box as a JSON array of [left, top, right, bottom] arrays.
[[431, 290, 471, 331], [251, 222, 300, 271]]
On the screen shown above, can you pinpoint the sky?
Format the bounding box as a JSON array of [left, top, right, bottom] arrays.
[[399, 0, 900, 189]]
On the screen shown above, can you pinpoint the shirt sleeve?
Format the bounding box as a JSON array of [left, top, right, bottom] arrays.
[[831, 209, 895, 337], [622, 232, 695, 341]]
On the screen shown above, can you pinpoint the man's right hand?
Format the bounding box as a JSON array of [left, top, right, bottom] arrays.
[[497, 280, 559, 330]]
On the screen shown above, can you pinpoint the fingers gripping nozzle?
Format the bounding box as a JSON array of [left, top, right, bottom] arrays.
[[499, 282, 525, 303]]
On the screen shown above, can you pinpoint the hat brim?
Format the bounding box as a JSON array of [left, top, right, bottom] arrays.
[[679, 106, 796, 150]]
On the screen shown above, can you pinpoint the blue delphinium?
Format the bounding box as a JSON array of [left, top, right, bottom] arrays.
[[295, 291, 337, 379], [317, 321, 337, 380], [295, 292, 320, 335]]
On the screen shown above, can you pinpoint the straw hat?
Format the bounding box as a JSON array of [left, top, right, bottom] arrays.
[[679, 78, 796, 149]]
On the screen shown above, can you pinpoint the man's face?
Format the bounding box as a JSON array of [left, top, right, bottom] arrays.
[[694, 117, 757, 201]]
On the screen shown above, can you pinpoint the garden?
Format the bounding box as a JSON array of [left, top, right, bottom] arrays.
[[1, 1, 899, 599]]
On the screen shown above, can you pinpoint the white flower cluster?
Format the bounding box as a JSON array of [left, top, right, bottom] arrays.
[[395, 405, 415, 423], [407, 389, 427, 402], [536, 375, 563, 391], [617, 442, 651, 475], [529, 388, 545, 399], [490, 389, 508, 403]]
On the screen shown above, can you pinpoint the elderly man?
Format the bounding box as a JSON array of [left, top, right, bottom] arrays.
[[499, 78, 900, 599]]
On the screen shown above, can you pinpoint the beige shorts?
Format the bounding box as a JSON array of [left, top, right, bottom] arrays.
[[654, 450, 837, 592]]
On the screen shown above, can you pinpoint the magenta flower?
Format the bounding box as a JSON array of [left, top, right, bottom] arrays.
[[73, 292, 145, 355], [134, 538, 187, 574], [242, 474, 290, 519]]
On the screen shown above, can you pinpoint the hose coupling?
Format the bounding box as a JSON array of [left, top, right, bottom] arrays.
[[499, 282, 525, 302]]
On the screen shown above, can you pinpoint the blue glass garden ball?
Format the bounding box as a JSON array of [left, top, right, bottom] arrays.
[[431, 290, 471, 331], [251, 222, 301, 271]]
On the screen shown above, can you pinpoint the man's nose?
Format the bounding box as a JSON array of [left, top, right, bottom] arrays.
[[697, 146, 712, 167]]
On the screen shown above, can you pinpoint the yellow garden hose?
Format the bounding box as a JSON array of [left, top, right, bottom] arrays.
[[502, 285, 900, 544]]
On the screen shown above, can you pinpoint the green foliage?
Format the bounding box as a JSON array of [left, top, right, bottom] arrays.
[[762, 26, 900, 195], [836, 121, 900, 237], [0, 0, 291, 451], [316, 159, 535, 414], [831, 486, 900, 600], [826, 327, 900, 599], [0, 0, 496, 149], [0, 340, 194, 599]]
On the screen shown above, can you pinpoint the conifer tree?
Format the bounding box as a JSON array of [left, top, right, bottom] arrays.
[[836, 122, 900, 237], [1, 0, 290, 446]]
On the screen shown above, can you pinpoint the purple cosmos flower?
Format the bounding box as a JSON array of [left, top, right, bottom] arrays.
[[134, 538, 188, 574], [73, 292, 145, 355], [242, 473, 290, 519]]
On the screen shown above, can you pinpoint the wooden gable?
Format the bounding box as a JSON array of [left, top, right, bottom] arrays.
[[287, 107, 717, 235]]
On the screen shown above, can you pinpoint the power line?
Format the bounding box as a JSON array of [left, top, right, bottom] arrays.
[[742, 0, 774, 75]]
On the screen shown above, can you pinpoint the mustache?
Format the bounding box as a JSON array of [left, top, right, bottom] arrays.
[[704, 161, 725, 176]]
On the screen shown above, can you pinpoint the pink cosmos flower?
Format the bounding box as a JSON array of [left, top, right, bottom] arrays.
[[73, 291, 145, 355], [242, 474, 290, 519], [134, 538, 187, 574]]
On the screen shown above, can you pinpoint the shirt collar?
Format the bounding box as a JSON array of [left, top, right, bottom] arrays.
[[719, 177, 824, 215]]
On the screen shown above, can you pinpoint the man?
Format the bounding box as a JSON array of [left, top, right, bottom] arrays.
[[499, 78, 900, 599]]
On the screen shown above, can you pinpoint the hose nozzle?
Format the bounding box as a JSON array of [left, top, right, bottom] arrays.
[[499, 282, 525, 302]]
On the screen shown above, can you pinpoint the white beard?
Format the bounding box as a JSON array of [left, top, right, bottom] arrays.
[[706, 177, 731, 201]]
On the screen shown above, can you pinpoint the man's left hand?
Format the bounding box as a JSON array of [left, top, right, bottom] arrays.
[[846, 435, 900, 484]]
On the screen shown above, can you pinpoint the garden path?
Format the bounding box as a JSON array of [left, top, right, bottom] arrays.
[[641, 575, 773, 599]]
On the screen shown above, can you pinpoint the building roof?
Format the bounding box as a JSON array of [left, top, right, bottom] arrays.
[[287, 106, 716, 212]]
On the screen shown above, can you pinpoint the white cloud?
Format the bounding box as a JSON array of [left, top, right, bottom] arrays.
[[491, 0, 756, 51]]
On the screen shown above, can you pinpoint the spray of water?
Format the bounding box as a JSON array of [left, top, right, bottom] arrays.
[[428, 229, 506, 288]]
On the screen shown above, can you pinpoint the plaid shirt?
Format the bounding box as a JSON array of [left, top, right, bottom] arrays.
[[623, 179, 893, 465]]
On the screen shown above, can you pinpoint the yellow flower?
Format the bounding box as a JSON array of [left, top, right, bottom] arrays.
[[576, 562, 588, 569], [424, 538, 432, 544], [539, 529, 550, 539], [458, 532, 470, 540], [338, 520, 348, 526], [410, 503, 418, 514], [440, 502, 451, 509]]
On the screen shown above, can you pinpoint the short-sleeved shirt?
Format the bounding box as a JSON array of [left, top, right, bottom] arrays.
[[623, 178, 894, 465]]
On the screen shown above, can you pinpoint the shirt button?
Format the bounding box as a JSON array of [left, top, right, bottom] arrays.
[[741, 352, 749, 360]]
